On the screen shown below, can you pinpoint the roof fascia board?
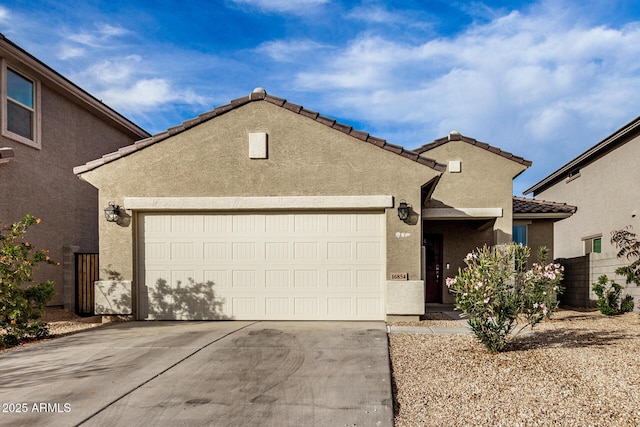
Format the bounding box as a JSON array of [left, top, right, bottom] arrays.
[[513, 212, 573, 220], [422, 207, 503, 219], [524, 116, 640, 195]]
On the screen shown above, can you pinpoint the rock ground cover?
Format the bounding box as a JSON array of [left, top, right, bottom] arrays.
[[389, 309, 640, 426]]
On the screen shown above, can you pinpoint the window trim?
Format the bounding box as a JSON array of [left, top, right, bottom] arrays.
[[1, 59, 41, 149], [583, 234, 602, 255]]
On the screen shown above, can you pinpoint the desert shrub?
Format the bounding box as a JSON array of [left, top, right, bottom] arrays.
[[0, 215, 57, 348], [447, 244, 563, 353], [592, 275, 635, 315], [620, 295, 635, 313]]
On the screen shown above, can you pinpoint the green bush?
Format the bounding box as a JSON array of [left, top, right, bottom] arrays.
[[447, 244, 563, 353], [0, 215, 57, 348], [610, 227, 640, 286], [592, 275, 635, 316]]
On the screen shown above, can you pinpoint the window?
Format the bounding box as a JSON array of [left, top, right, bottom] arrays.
[[513, 225, 527, 246], [584, 236, 602, 254], [1, 62, 40, 148]]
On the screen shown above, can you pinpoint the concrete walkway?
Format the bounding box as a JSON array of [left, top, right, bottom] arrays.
[[386, 309, 473, 335]]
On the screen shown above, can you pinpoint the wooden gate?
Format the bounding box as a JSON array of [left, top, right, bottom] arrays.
[[76, 253, 99, 316]]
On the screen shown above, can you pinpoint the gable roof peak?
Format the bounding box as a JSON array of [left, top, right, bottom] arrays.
[[416, 131, 532, 168], [74, 89, 447, 175]]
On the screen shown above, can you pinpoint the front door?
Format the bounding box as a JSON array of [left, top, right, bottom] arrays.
[[424, 234, 443, 303]]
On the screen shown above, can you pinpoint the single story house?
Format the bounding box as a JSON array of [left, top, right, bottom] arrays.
[[75, 88, 569, 321]]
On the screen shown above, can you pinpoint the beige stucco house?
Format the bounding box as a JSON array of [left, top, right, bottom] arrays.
[[76, 89, 552, 321], [525, 116, 640, 308], [0, 34, 149, 310], [414, 133, 532, 304]]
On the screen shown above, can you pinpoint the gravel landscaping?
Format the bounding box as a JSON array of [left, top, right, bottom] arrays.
[[4, 307, 639, 427], [389, 309, 640, 427]]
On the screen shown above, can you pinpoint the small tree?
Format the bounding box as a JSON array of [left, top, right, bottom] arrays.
[[447, 244, 563, 353], [0, 215, 57, 347], [610, 227, 640, 286]]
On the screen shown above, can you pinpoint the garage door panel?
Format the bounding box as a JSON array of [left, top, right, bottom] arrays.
[[140, 212, 385, 320], [204, 270, 229, 287], [232, 297, 257, 315], [203, 242, 228, 260], [265, 270, 291, 288], [265, 297, 289, 315]]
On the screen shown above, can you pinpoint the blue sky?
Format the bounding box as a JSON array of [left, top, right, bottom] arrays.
[[1, 0, 640, 195]]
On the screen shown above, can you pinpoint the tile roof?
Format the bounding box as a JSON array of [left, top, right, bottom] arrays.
[[74, 89, 446, 175], [513, 197, 576, 215], [415, 131, 532, 167]]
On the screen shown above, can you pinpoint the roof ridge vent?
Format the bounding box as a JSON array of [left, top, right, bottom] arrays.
[[448, 130, 461, 141]]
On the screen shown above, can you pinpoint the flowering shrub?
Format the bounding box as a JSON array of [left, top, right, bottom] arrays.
[[0, 215, 57, 348], [447, 244, 563, 353]]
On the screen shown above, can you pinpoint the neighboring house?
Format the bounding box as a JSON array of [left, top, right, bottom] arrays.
[[0, 34, 149, 310], [76, 89, 553, 321], [525, 116, 640, 308]]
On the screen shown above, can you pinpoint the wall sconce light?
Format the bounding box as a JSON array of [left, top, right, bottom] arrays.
[[104, 202, 121, 223], [397, 200, 411, 221]]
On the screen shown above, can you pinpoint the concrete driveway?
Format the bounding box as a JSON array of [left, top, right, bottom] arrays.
[[0, 321, 393, 427]]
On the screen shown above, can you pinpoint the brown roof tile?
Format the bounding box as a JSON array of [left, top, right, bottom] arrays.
[[74, 89, 446, 175], [513, 197, 576, 215], [416, 132, 532, 167]]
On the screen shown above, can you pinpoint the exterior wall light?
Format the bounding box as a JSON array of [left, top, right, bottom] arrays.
[[104, 202, 121, 223], [397, 200, 411, 221]]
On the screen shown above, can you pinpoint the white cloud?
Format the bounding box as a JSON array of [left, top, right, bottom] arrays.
[[256, 39, 327, 62], [347, 5, 404, 24], [96, 78, 209, 113], [57, 44, 86, 60], [346, 3, 433, 32], [230, 0, 329, 14], [289, 2, 640, 156], [0, 6, 9, 21], [66, 23, 130, 48], [82, 55, 142, 85]]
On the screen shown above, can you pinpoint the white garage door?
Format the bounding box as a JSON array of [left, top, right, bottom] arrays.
[[138, 211, 386, 320]]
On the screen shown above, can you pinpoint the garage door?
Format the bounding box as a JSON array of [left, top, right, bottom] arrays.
[[138, 211, 386, 320]]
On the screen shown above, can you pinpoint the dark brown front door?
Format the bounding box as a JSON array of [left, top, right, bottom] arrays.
[[424, 234, 443, 303]]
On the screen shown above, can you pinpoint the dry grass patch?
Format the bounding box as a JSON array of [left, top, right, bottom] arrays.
[[390, 310, 640, 426]]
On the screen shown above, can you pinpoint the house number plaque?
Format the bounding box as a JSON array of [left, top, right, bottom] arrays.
[[390, 272, 408, 280]]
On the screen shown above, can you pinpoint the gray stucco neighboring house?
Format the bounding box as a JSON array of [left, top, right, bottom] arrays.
[[0, 34, 149, 310], [525, 116, 640, 308], [75, 89, 555, 321]]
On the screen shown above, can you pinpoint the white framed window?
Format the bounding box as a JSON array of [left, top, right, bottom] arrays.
[[1, 60, 41, 149], [583, 235, 602, 254]]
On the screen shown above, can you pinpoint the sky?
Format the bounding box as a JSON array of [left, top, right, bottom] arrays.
[[1, 0, 640, 195]]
